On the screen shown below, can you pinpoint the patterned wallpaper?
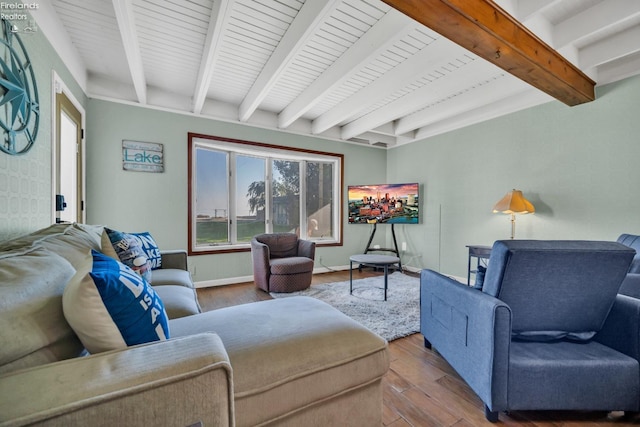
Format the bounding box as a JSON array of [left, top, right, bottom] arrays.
[[0, 135, 52, 241], [0, 13, 85, 242]]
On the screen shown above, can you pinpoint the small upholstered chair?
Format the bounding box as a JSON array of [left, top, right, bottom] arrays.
[[251, 233, 315, 293], [421, 240, 639, 422]]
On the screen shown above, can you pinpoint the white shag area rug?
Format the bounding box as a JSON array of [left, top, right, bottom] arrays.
[[270, 272, 420, 342]]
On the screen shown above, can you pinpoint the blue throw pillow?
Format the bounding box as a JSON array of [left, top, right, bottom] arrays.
[[102, 227, 152, 281], [131, 231, 162, 270], [63, 250, 170, 353]]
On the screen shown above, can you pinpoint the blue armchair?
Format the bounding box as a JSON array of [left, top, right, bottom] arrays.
[[617, 234, 640, 298], [420, 240, 639, 422]]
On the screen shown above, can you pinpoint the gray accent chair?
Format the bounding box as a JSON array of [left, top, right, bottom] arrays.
[[420, 240, 639, 422], [617, 233, 640, 298], [251, 233, 315, 292]]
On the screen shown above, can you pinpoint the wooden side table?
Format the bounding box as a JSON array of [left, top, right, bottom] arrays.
[[466, 245, 492, 286]]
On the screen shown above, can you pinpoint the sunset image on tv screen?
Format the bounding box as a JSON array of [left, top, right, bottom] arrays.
[[347, 183, 419, 224]]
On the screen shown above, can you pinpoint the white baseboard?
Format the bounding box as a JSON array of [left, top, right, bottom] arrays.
[[195, 264, 425, 288], [403, 265, 422, 274], [194, 275, 254, 288]]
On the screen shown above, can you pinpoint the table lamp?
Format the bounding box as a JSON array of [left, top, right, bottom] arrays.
[[492, 189, 535, 239]]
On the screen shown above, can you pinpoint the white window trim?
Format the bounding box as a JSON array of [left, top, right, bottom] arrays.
[[189, 134, 343, 255]]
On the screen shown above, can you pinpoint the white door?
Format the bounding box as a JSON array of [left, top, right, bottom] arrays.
[[55, 90, 84, 223]]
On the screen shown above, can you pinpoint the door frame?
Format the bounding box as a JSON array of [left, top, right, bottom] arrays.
[[51, 71, 86, 224]]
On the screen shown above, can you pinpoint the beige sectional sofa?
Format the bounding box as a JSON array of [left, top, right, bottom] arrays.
[[0, 223, 389, 426]]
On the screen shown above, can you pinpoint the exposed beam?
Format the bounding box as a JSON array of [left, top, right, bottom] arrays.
[[554, 0, 640, 49], [394, 73, 525, 134], [580, 25, 640, 70], [597, 51, 640, 86], [381, 0, 596, 106], [341, 58, 498, 140], [414, 88, 551, 141], [278, 9, 415, 129], [28, 0, 87, 91], [511, 0, 557, 22], [112, 0, 146, 104], [313, 37, 468, 135], [193, 0, 235, 115], [238, 0, 341, 122]]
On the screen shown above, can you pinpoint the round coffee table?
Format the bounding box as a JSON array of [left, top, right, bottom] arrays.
[[349, 254, 401, 301]]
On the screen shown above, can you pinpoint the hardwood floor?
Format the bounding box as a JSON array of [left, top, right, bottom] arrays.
[[196, 271, 640, 426]]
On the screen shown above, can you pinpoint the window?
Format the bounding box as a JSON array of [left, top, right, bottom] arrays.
[[188, 133, 343, 254]]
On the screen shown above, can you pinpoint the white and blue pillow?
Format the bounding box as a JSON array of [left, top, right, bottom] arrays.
[[102, 227, 152, 281], [63, 250, 170, 354], [130, 231, 162, 270]]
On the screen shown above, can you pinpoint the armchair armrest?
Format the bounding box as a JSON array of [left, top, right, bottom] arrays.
[[298, 239, 315, 260], [160, 249, 188, 271], [0, 333, 234, 427], [251, 239, 270, 291], [595, 294, 640, 362], [420, 269, 511, 412], [619, 273, 640, 299]]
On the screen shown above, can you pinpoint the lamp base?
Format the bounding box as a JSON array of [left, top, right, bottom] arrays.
[[510, 213, 516, 239]]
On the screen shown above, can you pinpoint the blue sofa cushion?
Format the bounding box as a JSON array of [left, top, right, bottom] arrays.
[[483, 240, 634, 341], [509, 340, 639, 410]]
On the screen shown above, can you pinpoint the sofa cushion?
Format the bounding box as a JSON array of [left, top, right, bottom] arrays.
[[0, 223, 102, 270], [151, 268, 193, 288], [153, 285, 201, 319], [169, 296, 389, 427], [139, 260, 201, 319], [102, 228, 152, 282], [0, 247, 84, 375], [509, 340, 639, 410], [63, 250, 170, 353]]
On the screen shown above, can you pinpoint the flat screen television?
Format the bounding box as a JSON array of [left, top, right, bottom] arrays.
[[348, 183, 419, 224]]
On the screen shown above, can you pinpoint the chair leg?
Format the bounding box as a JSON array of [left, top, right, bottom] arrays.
[[424, 337, 432, 349], [484, 405, 499, 423]]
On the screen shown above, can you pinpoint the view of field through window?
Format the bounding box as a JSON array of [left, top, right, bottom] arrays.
[[192, 138, 340, 251]]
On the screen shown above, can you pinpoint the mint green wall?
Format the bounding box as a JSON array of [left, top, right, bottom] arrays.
[[0, 16, 87, 241], [4, 15, 639, 285], [387, 74, 640, 278], [86, 100, 387, 282]]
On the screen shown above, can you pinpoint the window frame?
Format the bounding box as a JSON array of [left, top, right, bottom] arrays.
[[188, 133, 343, 255]]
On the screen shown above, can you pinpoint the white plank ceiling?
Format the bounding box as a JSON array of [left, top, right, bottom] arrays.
[[41, 0, 640, 148]]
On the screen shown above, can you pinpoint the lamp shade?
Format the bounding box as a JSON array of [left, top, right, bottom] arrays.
[[492, 189, 535, 214]]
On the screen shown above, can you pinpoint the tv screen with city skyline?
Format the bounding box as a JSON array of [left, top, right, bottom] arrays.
[[347, 183, 419, 224]]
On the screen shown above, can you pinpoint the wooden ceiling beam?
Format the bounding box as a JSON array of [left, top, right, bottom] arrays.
[[381, 0, 596, 106]]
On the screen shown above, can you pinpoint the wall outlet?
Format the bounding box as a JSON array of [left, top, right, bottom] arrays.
[[373, 244, 380, 249], [402, 242, 407, 252]]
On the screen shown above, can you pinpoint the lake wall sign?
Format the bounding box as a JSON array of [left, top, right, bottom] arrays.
[[122, 140, 164, 173]]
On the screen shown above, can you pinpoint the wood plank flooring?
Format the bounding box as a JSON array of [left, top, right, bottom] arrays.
[[196, 270, 640, 426]]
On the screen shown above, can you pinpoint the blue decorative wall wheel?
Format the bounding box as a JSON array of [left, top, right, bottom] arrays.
[[0, 19, 39, 156]]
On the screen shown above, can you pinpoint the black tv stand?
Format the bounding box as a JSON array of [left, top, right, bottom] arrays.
[[362, 223, 402, 272]]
